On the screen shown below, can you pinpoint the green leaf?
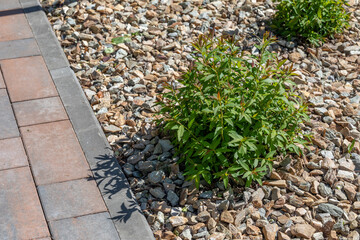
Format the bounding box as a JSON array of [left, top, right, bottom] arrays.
[[265, 150, 277, 159], [271, 130, 276, 140], [229, 131, 243, 142], [245, 141, 257, 151], [317, 8, 322, 19], [243, 114, 252, 124], [348, 139, 356, 153], [243, 171, 252, 179], [223, 175, 229, 189], [210, 138, 221, 149], [202, 172, 212, 184], [178, 125, 184, 142], [237, 160, 250, 171], [262, 78, 274, 84]]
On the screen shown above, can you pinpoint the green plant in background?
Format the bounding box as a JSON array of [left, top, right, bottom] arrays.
[[158, 32, 310, 188], [272, 0, 350, 46]]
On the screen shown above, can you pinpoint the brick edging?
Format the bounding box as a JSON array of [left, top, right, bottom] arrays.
[[18, 0, 155, 239]]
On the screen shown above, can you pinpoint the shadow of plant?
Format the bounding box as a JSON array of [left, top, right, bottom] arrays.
[[86, 152, 144, 223]]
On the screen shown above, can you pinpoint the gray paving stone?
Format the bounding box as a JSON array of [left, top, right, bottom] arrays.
[[49, 212, 120, 240], [0, 0, 22, 11], [0, 89, 19, 139], [0, 38, 40, 60], [98, 175, 155, 240], [75, 125, 116, 170], [19, 0, 68, 70], [38, 35, 69, 69], [0, 137, 28, 170], [50, 68, 98, 135], [19, 0, 39, 8], [38, 178, 107, 221], [20, 0, 51, 36]]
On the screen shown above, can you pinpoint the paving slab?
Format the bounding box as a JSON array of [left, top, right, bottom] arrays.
[[49, 212, 119, 240], [0, 70, 5, 88], [50, 67, 99, 135], [1, 56, 58, 102], [0, 38, 40, 60], [98, 175, 155, 240], [0, 0, 22, 11], [0, 10, 33, 42], [20, 120, 90, 185], [38, 178, 107, 221], [19, 0, 69, 70], [0, 167, 50, 239], [13, 96, 68, 127], [0, 89, 19, 139], [0, 137, 28, 170]]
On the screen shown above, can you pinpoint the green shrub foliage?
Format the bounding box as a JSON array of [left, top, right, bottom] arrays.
[[158, 33, 309, 188], [272, 0, 350, 46]]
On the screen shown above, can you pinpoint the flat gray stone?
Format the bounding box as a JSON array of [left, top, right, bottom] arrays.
[[0, 38, 40, 60], [0, 89, 19, 139], [351, 153, 360, 172], [49, 212, 120, 240], [318, 203, 344, 218]]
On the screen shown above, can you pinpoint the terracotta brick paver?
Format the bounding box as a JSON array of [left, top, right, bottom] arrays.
[[20, 120, 90, 185], [0, 167, 50, 239], [0, 137, 28, 170], [0, 13, 33, 42], [1, 56, 58, 102], [13, 96, 68, 127]]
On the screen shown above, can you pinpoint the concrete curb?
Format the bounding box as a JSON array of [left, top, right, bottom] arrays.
[[19, 1, 155, 239]]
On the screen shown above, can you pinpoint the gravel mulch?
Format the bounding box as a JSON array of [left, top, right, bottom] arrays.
[[41, 0, 360, 239]]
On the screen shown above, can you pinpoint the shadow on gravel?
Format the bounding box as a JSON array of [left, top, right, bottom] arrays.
[[86, 152, 144, 223]]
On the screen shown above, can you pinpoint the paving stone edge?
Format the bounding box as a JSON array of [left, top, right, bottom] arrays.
[[18, 0, 155, 239]]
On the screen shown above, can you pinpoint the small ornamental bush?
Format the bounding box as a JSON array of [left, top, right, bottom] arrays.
[[272, 0, 350, 46], [158, 33, 309, 188]]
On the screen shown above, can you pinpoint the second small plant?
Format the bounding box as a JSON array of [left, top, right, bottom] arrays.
[[272, 0, 350, 46]]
